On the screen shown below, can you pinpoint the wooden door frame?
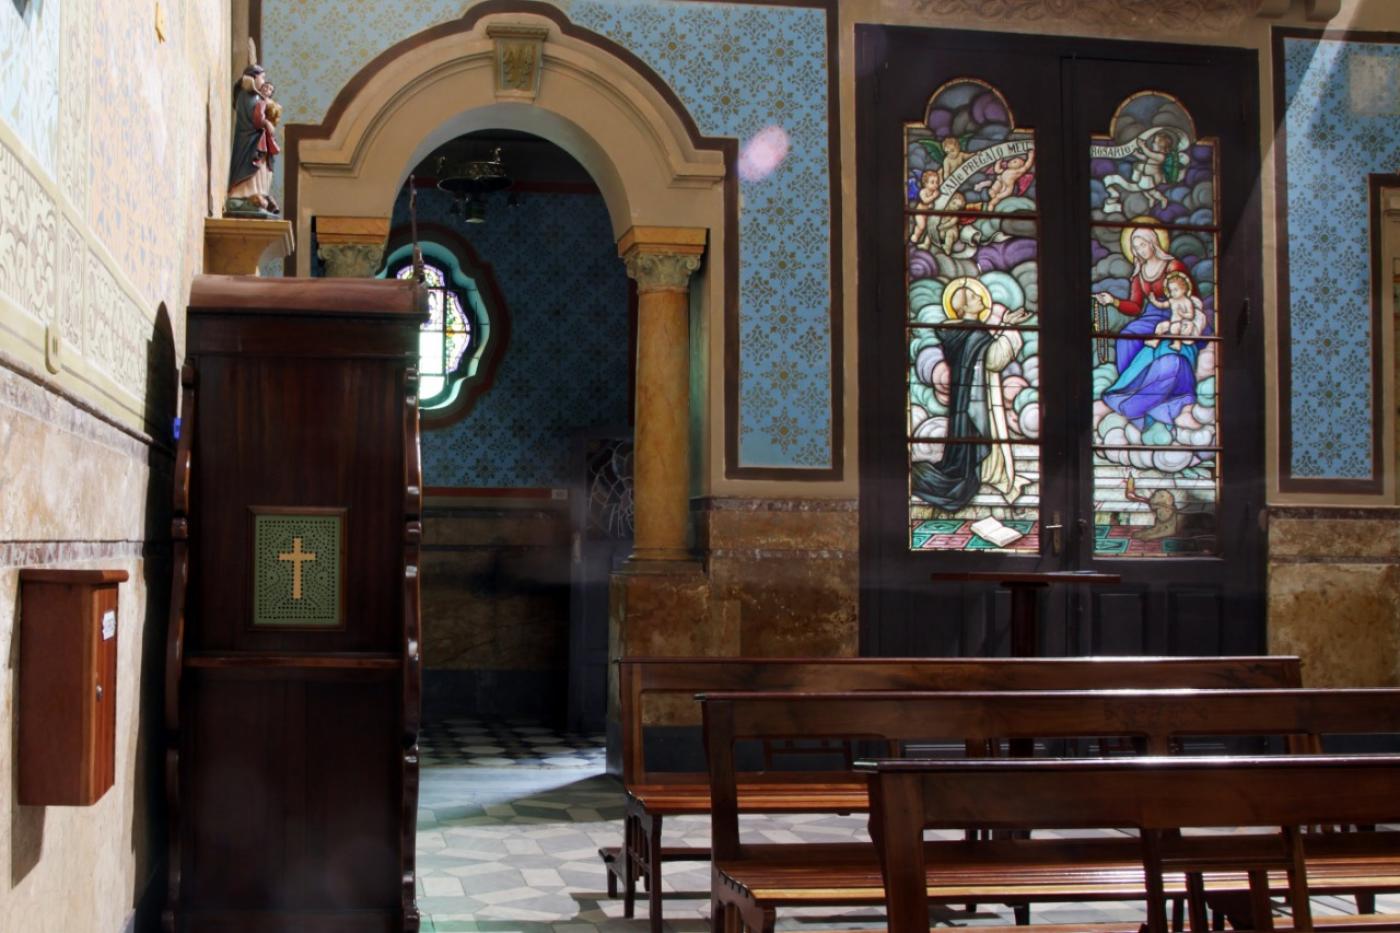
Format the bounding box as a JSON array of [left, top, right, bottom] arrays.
[[856, 26, 1266, 657]]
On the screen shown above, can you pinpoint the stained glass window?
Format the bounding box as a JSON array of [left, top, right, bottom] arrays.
[[1089, 92, 1219, 556], [383, 248, 493, 412], [906, 79, 1041, 553]]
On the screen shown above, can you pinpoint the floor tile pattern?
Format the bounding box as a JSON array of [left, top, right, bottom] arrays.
[[420, 718, 607, 769], [416, 749, 1400, 931]]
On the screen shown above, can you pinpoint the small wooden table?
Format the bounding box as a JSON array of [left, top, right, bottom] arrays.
[[930, 572, 1126, 789], [929, 571, 1121, 657]]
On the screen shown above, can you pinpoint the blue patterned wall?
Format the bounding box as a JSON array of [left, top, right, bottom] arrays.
[[262, 0, 835, 472], [395, 187, 632, 489], [1281, 35, 1400, 481]]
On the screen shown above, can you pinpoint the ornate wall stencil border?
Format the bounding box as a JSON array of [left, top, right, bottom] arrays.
[[0, 138, 58, 328], [1273, 27, 1400, 497], [904, 0, 1260, 31], [0, 123, 168, 434], [0, 540, 162, 568]]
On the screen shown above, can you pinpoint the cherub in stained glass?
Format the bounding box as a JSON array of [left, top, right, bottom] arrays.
[[975, 150, 1036, 211], [908, 168, 943, 246], [1102, 129, 1183, 212]]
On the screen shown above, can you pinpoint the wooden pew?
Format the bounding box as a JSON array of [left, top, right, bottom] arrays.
[[701, 688, 1400, 933], [604, 655, 1301, 930], [859, 755, 1400, 933]]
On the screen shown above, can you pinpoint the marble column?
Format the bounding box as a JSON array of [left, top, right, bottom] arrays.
[[618, 226, 706, 567], [316, 216, 391, 277]]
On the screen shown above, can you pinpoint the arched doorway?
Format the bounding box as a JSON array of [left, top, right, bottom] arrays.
[[376, 129, 633, 735], [289, 6, 729, 747]]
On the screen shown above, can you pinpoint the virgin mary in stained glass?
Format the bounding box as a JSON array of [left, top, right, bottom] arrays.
[[1093, 226, 1200, 432], [912, 277, 1033, 511]]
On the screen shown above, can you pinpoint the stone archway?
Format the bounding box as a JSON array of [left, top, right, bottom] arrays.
[[286, 4, 733, 735], [287, 4, 729, 275]]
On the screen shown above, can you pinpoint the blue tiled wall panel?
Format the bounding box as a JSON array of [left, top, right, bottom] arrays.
[[395, 188, 632, 489], [1282, 35, 1400, 481]]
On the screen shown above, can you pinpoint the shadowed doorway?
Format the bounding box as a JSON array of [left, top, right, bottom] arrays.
[[379, 129, 634, 734]]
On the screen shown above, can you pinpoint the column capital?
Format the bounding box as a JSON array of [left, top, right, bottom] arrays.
[[316, 216, 391, 278], [618, 226, 706, 293]]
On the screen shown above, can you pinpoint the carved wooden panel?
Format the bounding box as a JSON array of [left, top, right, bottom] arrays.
[[165, 276, 426, 933]]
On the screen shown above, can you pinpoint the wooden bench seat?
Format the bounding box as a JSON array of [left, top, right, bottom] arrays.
[[858, 756, 1400, 933], [714, 841, 1400, 915], [701, 688, 1400, 932], [604, 655, 1301, 931], [626, 781, 867, 813]]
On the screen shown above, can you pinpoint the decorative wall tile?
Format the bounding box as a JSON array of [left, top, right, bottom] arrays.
[[0, 0, 61, 175], [0, 139, 58, 326], [56, 214, 84, 346], [394, 188, 633, 489], [571, 0, 832, 470], [1, 0, 213, 421], [1281, 36, 1400, 481], [263, 0, 836, 470], [84, 250, 121, 380]]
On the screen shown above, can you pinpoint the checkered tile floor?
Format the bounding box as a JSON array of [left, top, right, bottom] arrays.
[[415, 737, 1400, 931], [419, 718, 607, 768]]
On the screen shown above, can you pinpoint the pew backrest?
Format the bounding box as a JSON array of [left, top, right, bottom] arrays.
[[620, 655, 1303, 784], [858, 755, 1400, 933], [700, 687, 1400, 859]]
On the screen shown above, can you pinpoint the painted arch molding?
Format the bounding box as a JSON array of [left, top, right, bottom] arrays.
[[292, 8, 729, 277]]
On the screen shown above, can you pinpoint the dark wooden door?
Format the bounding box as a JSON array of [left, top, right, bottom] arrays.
[[857, 28, 1264, 659]]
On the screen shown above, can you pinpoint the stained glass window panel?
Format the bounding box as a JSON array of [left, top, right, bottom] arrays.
[[420, 374, 446, 402], [909, 322, 1040, 445], [907, 79, 1037, 214], [1089, 93, 1221, 556], [418, 330, 444, 375], [910, 442, 1041, 553], [1089, 91, 1217, 227], [1092, 450, 1217, 556], [906, 79, 1041, 552], [396, 260, 475, 408]]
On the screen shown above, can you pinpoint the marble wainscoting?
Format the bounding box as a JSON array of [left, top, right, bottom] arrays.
[[0, 364, 172, 933], [608, 497, 859, 660], [699, 498, 860, 658], [603, 498, 858, 771], [420, 501, 572, 720], [606, 499, 859, 730], [1268, 506, 1400, 687]]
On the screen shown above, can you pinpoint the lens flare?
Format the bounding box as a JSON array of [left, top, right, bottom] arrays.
[[738, 125, 790, 182]]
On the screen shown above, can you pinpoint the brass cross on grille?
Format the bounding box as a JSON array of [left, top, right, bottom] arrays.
[[277, 536, 317, 600]]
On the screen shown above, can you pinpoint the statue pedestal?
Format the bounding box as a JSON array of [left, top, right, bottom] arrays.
[[203, 217, 295, 276]]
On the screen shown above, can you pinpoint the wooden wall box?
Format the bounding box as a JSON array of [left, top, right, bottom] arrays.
[[166, 276, 426, 933], [17, 569, 128, 806]]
